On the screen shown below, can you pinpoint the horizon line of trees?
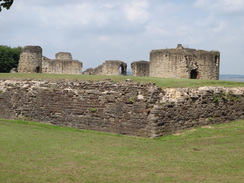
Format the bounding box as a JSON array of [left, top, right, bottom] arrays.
[[0, 45, 22, 73]]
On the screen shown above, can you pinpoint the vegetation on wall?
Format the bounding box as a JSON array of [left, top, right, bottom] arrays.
[[0, 45, 21, 73]]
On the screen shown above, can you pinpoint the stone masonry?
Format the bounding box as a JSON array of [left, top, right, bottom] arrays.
[[150, 44, 220, 80], [131, 61, 150, 77], [42, 52, 82, 75], [83, 60, 127, 76], [18, 46, 42, 73], [0, 79, 243, 137], [18, 46, 83, 75], [17, 44, 220, 80]]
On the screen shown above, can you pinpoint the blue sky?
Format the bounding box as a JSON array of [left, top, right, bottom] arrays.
[[1, 0, 244, 74]]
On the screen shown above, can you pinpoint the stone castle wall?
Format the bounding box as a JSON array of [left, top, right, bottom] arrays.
[[17, 44, 220, 80], [150, 44, 220, 80], [131, 61, 149, 77], [18, 46, 42, 73], [0, 79, 243, 137], [42, 57, 82, 75], [83, 60, 127, 76], [18, 47, 83, 75]]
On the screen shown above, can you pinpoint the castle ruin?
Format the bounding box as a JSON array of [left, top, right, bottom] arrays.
[[18, 46, 83, 75], [18, 46, 42, 73], [149, 44, 220, 80], [131, 61, 150, 77], [17, 44, 220, 80], [42, 52, 82, 74], [83, 60, 127, 76]]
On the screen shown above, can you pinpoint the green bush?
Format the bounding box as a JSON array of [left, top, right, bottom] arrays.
[[0, 45, 21, 73]]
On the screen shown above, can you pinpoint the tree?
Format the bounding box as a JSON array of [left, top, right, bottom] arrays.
[[0, 0, 14, 12], [0, 45, 21, 73]]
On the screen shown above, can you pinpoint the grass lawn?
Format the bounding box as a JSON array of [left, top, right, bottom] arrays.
[[0, 73, 244, 88], [0, 119, 243, 183]]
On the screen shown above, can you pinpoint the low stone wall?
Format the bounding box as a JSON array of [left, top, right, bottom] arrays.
[[0, 79, 243, 137], [149, 87, 244, 137]]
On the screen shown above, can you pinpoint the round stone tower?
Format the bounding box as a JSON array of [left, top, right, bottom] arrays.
[[55, 52, 72, 60], [18, 46, 42, 73]]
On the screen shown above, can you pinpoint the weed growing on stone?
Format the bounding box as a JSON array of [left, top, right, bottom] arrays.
[[129, 97, 135, 103], [213, 95, 219, 102], [90, 108, 97, 112]]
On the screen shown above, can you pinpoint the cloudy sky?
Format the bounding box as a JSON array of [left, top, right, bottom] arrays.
[[1, 0, 244, 74]]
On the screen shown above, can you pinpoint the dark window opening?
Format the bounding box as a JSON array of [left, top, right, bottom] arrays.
[[215, 55, 219, 66], [190, 69, 198, 79], [36, 66, 40, 73]]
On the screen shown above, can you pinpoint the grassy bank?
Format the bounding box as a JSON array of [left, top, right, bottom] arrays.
[[1, 73, 244, 88], [0, 119, 243, 183]]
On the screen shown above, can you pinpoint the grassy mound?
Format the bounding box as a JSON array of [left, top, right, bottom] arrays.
[[0, 119, 243, 182], [1, 73, 244, 88]]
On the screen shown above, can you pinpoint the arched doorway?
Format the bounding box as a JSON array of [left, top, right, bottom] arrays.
[[119, 63, 127, 75], [190, 69, 198, 79]]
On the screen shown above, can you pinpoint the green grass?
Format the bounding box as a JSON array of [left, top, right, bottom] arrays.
[[0, 73, 244, 88], [0, 119, 243, 183]]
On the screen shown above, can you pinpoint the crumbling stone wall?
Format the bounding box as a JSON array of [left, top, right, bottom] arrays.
[[42, 53, 82, 75], [0, 79, 156, 137], [18, 46, 82, 75], [150, 44, 220, 80], [131, 61, 149, 77], [0, 79, 243, 137], [150, 87, 244, 137], [18, 46, 42, 73], [83, 60, 127, 76]]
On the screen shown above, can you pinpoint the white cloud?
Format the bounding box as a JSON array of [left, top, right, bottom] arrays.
[[36, 3, 109, 28], [194, 0, 244, 13], [123, 0, 150, 23], [0, 0, 243, 74]]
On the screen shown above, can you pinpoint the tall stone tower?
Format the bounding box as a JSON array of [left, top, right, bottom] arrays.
[[18, 46, 42, 73], [149, 44, 220, 80]]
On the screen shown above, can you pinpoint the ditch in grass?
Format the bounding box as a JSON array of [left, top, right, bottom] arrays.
[[0, 119, 243, 183]]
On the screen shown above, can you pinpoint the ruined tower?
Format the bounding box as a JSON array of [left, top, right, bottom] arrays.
[[149, 44, 220, 80], [55, 52, 72, 60], [18, 46, 42, 73], [131, 61, 150, 77]]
